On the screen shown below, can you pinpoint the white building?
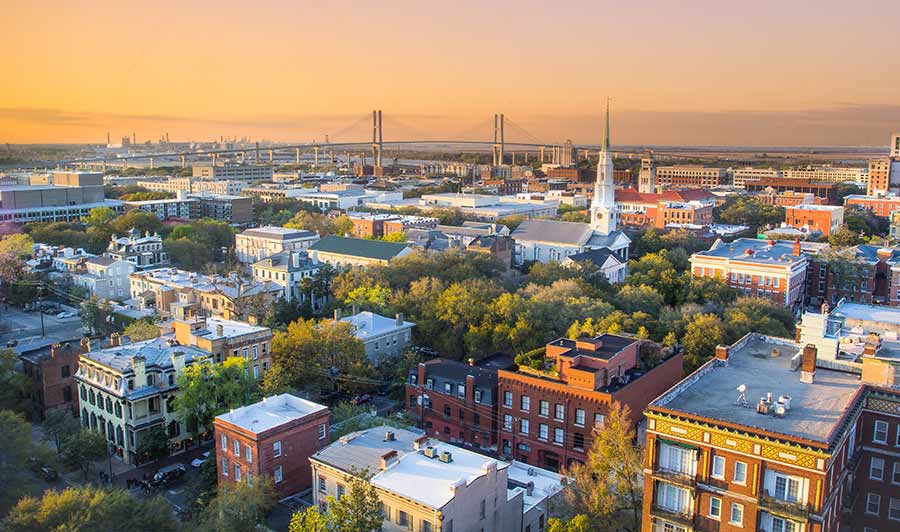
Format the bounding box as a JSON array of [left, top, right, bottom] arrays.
[[337, 310, 415, 364], [251, 251, 320, 303], [73, 257, 136, 301], [105, 229, 169, 270], [235, 226, 320, 264]]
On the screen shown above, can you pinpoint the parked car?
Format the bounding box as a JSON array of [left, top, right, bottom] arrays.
[[7, 340, 18, 348], [40, 466, 58, 481], [352, 394, 372, 405], [152, 463, 187, 486], [191, 451, 211, 468], [56, 311, 75, 319]]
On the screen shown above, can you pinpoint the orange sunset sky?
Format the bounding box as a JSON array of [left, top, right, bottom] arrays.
[[2, 0, 899, 146]]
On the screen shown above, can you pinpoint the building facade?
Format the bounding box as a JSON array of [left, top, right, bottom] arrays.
[[783, 205, 844, 236], [309, 235, 413, 268], [105, 229, 169, 270], [73, 257, 136, 301], [172, 316, 273, 380], [656, 166, 727, 189], [251, 251, 320, 303], [338, 310, 415, 365], [235, 226, 320, 264]]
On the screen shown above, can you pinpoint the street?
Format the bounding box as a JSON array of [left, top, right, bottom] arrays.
[[1, 306, 84, 348]]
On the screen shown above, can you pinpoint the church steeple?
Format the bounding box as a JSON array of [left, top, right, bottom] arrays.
[[602, 97, 611, 153], [591, 99, 617, 235]]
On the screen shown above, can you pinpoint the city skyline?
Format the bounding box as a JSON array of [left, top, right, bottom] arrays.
[[2, 0, 899, 145]]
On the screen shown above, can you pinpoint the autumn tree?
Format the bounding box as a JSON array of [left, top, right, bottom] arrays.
[[124, 319, 160, 342], [562, 403, 642, 532], [195, 479, 276, 532], [174, 357, 257, 441], [289, 473, 383, 532]]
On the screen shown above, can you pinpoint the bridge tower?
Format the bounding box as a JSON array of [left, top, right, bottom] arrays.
[[492, 114, 505, 166], [371, 110, 383, 167]]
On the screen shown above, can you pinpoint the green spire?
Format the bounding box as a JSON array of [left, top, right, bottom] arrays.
[[602, 98, 611, 153]]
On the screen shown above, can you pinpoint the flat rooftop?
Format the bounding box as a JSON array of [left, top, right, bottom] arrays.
[[829, 301, 900, 327], [654, 335, 861, 444], [548, 334, 636, 360], [507, 460, 565, 513], [215, 393, 327, 434], [693, 238, 805, 264]]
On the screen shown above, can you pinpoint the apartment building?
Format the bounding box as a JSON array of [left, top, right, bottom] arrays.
[[804, 245, 900, 307], [497, 334, 684, 471], [615, 189, 714, 228], [867, 158, 893, 196], [310, 426, 563, 532], [731, 167, 783, 188], [348, 212, 439, 239], [213, 394, 329, 498], [641, 333, 900, 532], [745, 179, 838, 204], [337, 310, 415, 364], [192, 164, 273, 181], [188, 193, 254, 226], [657, 201, 714, 229], [137, 177, 250, 196], [172, 316, 273, 379], [756, 191, 829, 207], [105, 229, 169, 270], [690, 239, 809, 308], [251, 251, 320, 303], [783, 166, 869, 184], [235, 226, 320, 264], [73, 257, 136, 301], [406, 356, 514, 452], [656, 166, 726, 189], [75, 334, 208, 464], [844, 195, 900, 218], [309, 235, 414, 268], [123, 197, 199, 221], [783, 205, 844, 236], [20, 339, 84, 420]]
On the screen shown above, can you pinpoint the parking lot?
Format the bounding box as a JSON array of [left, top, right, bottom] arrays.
[[0, 306, 83, 348]]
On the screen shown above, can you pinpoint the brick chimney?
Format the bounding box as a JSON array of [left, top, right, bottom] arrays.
[[792, 238, 802, 257], [80, 337, 91, 352], [417, 362, 427, 389], [109, 332, 121, 347], [715, 345, 729, 361], [800, 344, 817, 383], [50, 343, 62, 359]]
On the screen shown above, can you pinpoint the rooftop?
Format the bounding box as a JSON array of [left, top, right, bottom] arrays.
[[694, 238, 805, 265], [182, 317, 270, 341], [80, 336, 208, 374], [507, 461, 566, 513], [790, 204, 844, 212], [252, 251, 319, 271], [311, 235, 410, 261], [215, 393, 327, 434], [548, 334, 637, 361], [239, 226, 318, 241], [341, 311, 414, 339], [653, 335, 861, 444], [311, 425, 425, 474], [511, 219, 595, 245]]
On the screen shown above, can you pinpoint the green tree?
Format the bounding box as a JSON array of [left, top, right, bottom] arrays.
[[135, 425, 169, 463], [0, 233, 34, 257], [0, 410, 38, 512], [3, 486, 178, 532], [682, 313, 726, 372], [327, 473, 384, 532], [0, 349, 29, 412], [497, 215, 525, 231], [174, 357, 257, 440], [109, 210, 164, 236], [81, 296, 116, 335], [42, 408, 81, 455], [61, 429, 108, 480], [343, 285, 392, 313], [714, 196, 784, 229], [723, 296, 795, 343], [195, 479, 276, 532], [289, 506, 332, 532], [827, 226, 862, 247], [124, 319, 160, 341], [83, 206, 118, 227], [615, 284, 664, 316], [562, 403, 642, 532], [547, 515, 592, 532]]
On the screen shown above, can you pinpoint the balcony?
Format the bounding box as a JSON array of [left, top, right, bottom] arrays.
[[650, 503, 694, 528], [758, 490, 814, 520], [652, 468, 697, 488]]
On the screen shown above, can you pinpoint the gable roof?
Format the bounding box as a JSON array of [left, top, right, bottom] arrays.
[[310, 235, 410, 261], [511, 219, 594, 246], [563, 248, 622, 268]]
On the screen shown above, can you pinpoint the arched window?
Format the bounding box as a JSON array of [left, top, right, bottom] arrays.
[[90, 412, 97, 430], [107, 421, 115, 442], [89, 389, 96, 405], [116, 426, 123, 446], [81, 408, 89, 427], [106, 397, 113, 414]]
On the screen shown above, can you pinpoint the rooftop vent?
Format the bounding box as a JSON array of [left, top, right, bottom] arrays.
[[384, 430, 395, 442], [439, 451, 453, 463], [423, 446, 438, 458]]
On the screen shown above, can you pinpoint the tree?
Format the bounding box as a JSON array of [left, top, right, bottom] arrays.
[[61, 429, 108, 480], [0, 348, 29, 413], [81, 296, 117, 335], [380, 231, 407, 243], [714, 196, 784, 229], [42, 408, 81, 455], [562, 403, 643, 532], [3, 486, 178, 532], [0, 410, 38, 513], [289, 506, 332, 532], [289, 473, 382, 532], [195, 479, 276, 532], [83, 206, 117, 227], [723, 296, 794, 343], [682, 313, 726, 372], [109, 210, 164, 236], [135, 425, 169, 463], [547, 515, 592, 532], [174, 357, 257, 441], [0, 232, 33, 257], [124, 319, 160, 342], [827, 226, 862, 247], [343, 285, 392, 313]]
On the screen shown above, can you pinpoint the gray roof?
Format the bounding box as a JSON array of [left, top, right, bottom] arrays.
[[80, 336, 207, 374], [311, 425, 425, 473], [85, 256, 118, 267], [252, 251, 319, 272], [511, 219, 594, 245], [694, 237, 805, 265], [564, 247, 621, 267], [240, 227, 317, 241]]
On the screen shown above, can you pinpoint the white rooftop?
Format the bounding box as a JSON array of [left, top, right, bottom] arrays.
[[187, 317, 269, 340], [507, 461, 566, 513], [341, 311, 414, 339], [215, 393, 327, 434]]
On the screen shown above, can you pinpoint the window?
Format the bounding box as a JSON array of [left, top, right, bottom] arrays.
[[61, 365, 70, 378], [520, 419, 529, 435], [503, 391, 513, 407], [553, 428, 564, 445], [734, 461, 747, 484], [274, 465, 282, 484], [539, 424, 548, 440], [318, 476, 326, 493], [245, 445, 252, 463], [474, 390, 482, 403], [234, 464, 241, 481], [867, 492, 881, 515], [336, 484, 345, 499], [480, 499, 486, 519], [233, 439, 240, 456], [444, 383, 452, 394], [889, 497, 900, 521], [709, 496, 721, 519], [221, 434, 228, 451], [422, 522, 433, 532], [426, 378, 433, 389], [503, 414, 512, 431], [871, 457, 885, 480], [521, 395, 531, 412], [772, 473, 801, 503], [539, 400, 549, 417], [398, 511, 409, 527], [655, 482, 689, 513], [318, 424, 327, 440], [711, 455, 726, 479], [273, 441, 282, 457], [457, 384, 465, 398], [554, 404, 564, 421], [222, 457, 229, 476], [874, 420, 889, 444], [729, 503, 743, 526], [573, 433, 584, 451], [893, 462, 900, 485], [594, 413, 604, 427], [575, 409, 585, 426], [443, 405, 451, 418]]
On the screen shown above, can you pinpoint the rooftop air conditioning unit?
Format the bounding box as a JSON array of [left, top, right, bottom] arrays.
[[439, 451, 453, 463], [424, 446, 437, 458]]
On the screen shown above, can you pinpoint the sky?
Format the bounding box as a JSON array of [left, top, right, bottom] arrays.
[[1, 0, 899, 146]]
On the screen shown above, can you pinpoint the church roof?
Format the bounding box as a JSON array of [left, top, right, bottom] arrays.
[[511, 219, 595, 246]]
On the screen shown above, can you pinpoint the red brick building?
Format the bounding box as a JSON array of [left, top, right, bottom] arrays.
[[497, 334, 684, 471], [20, 339, 85, 420], [406, 355, 514, 453], [616, 188, 715, 228], [213, 393, 329, 497], [642, 333, 900, 532], [844, 194, 900, 218], [783, 205, 844, 236], [755, 190, 830, 207], [745, 178, 838, 204], [805, 245, 900, 307], [867, 158, 892, 197]]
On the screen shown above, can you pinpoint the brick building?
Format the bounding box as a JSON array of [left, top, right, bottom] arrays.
[[496, 334, 684, 471], [783, 205, 844, 236], [867, 158, 893, 196], [755, 190, 830, 207], [171, 316, 274, 380], [804, 245, 900, 307], [641, 333, 900, 532], [656, 166, 726, 189], [406, 355, 515, 453], [745, 179, 838, 204], [615, 188, 714, 228], [213, 393, 329, 498], [690, 238, 809, 309], [844, 195, 900, 218], [20, 339, 85, 420]]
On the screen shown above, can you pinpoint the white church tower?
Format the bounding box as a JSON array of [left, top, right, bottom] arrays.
[[591, 99, 617, 235]]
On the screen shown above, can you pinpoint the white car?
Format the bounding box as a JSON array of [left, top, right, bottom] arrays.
[[191, 451, 211, 468], [56, 311, 75, 319]]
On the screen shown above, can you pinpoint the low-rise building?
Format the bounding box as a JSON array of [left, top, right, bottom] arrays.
[[21, 339, 85, 420], [510, 219, 631, 279], [844, 194, 900, 218], [309, 235, 413, 268], [731, 167, 783, 188], [235, 226, 320, 264], [497, 334, 684, 471], [783, 165, 869, 184], [105, 229, 169, 271], [745, 178, 838, 204], [123, 197, 199, 221], [73, 257, 136, 301], [192, 164, 273, 181], [213, 394, 329, 498], [690, 238, 808, 308], [804, 245, 900, 307], [783, 204, 844, 236], [656, 166, 726, 189], [337, 310, 415, 364], [172, 316, 273, 379], [251, 251, 320, 303], [188, 193, 254, 226]]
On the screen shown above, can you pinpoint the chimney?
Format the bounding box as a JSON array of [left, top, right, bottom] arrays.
[[80, 337, 92, 352], [468, 357, 476, 367], [334, 308, 343, 321], [800, 344, 817, 384], [792, 238, 801, 257], [109, 332, 121, 347], [216, 323, 224, 337], [396, 313, 404, 326], [132, 355, 147, 388], [171, 350, 186, 372], [417, 362, 427, 390], [50, 343, 62, 359], [379, 449, 399, 470], [413, 435, 429, 451], [715, 345, 729, 361]]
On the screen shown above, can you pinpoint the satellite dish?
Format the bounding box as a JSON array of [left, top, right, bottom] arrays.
[[735, 384, 749, 407], [736, 384, 747, 393]]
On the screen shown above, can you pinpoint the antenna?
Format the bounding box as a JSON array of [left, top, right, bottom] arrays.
[[735, 384, 749, 408]]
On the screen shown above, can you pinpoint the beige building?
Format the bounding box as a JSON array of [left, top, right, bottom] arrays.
[[235, 226, 320, 264], [192, 164, 273, 181], [172, 316, 273, 380], [783, 165, 868, 184], [310, 426, 565, 532]]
